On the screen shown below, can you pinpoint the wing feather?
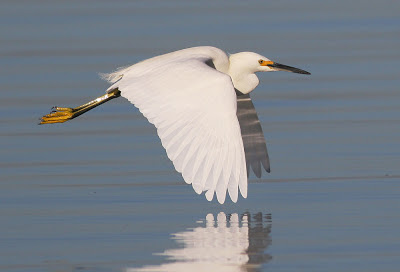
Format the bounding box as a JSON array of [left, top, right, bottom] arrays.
[[226, 144, 238, 202], [236, 92, 270, 178], [105, 47, 247, 203], [213, 144, 226, 203]]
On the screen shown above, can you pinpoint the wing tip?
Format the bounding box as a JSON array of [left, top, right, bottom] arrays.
[[216, 190, 227, 204], [239, 186, 248, 199], [228, 186, 238, 203], [262, 158, 271, 173], [205, 190, 214, 201], [192, 183, 203, 195]]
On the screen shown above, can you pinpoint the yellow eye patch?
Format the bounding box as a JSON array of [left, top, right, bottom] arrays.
[[259, 59, 274, 66]]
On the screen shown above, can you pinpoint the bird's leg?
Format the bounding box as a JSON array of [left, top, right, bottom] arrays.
[[39, 88, 121, 125]]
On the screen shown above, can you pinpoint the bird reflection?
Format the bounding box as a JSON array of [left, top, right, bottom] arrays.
[[128, 212, 272, 272]]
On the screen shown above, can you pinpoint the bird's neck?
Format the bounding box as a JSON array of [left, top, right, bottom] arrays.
[[229, 71, 259, 94]]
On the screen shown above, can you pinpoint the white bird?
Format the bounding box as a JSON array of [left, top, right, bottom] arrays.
[[40, 46, 310, 204]]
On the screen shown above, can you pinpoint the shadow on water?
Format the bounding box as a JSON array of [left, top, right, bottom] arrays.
[[128, 212, 272, 272]]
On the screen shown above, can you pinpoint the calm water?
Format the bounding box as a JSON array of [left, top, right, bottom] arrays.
[[1, 1, 400, 271]]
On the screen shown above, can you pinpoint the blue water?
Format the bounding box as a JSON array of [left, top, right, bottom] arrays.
[[1, 1, 400, 271]]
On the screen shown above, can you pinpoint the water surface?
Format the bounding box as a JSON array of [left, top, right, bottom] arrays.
[[1, 1, 400, 271]]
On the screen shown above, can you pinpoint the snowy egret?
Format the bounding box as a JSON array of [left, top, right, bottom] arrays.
[[40, 46, 310, 204]]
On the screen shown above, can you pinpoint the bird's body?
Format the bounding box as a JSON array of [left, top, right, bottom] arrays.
[[40, 46, 310, 204]]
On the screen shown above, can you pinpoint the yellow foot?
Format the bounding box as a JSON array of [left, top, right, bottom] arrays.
[[39, 107, 75, 124], [51, 106, 74, 112], [39, 88, 121, 125]]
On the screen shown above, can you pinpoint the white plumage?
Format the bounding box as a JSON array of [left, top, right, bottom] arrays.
[[104, 47, 247, 203], [41, 46, 310, 203]]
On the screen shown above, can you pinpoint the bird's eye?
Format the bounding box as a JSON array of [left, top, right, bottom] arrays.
[[259, 59, 264, 64]]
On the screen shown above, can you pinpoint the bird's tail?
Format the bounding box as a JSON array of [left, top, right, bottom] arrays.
[[99, 66, 129, 83]]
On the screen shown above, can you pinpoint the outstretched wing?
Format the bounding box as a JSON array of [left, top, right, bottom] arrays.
[[236, 91, 270, 178], [104, 47, 247, 203]]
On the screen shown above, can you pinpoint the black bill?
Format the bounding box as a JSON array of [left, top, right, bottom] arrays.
[[267, 62, 310, 75]]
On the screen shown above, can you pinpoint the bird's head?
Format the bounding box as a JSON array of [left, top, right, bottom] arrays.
[[229, 52, 310, 75], [228, 52, 310, 94]]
